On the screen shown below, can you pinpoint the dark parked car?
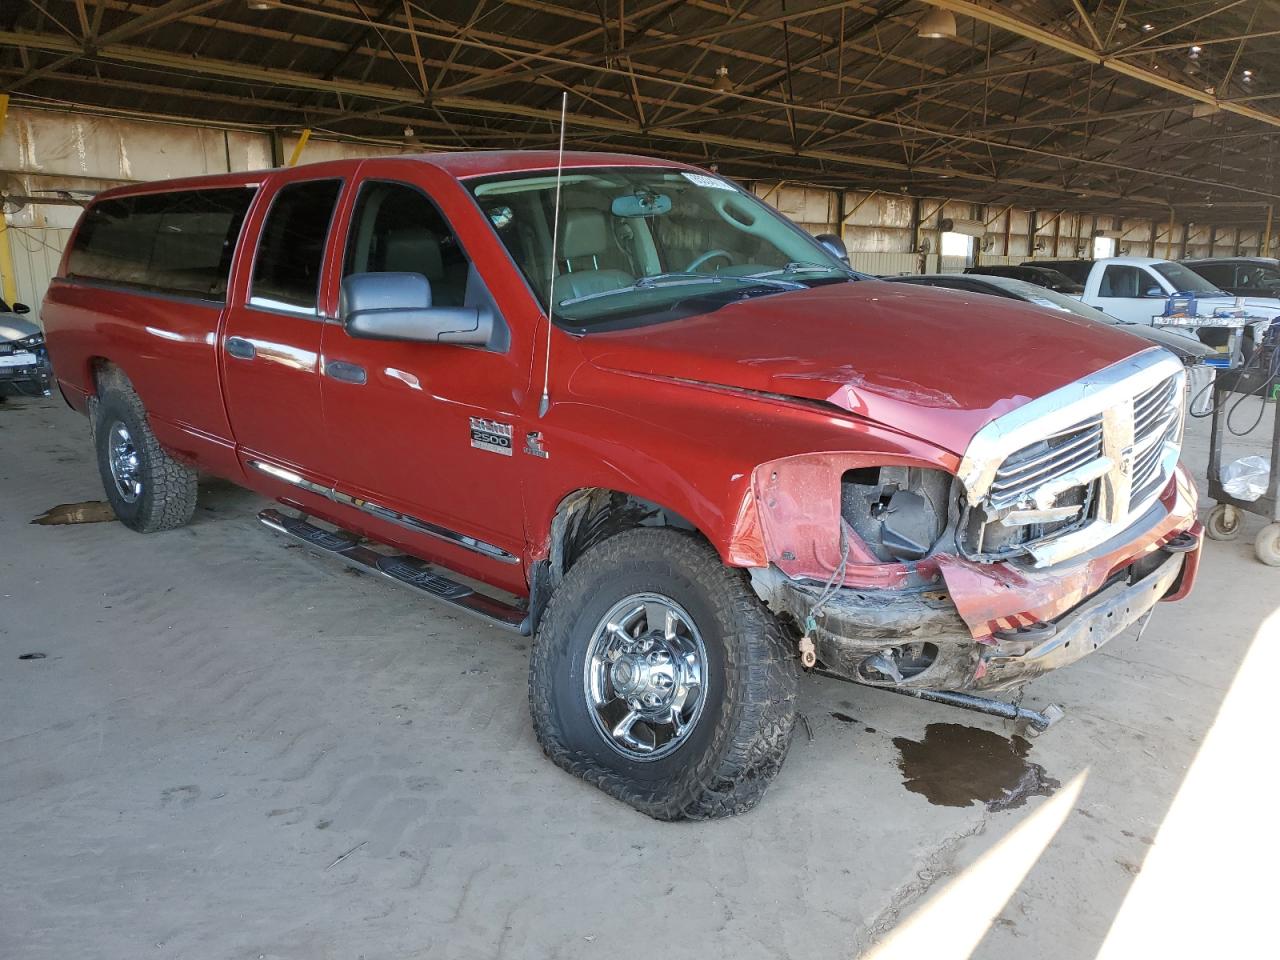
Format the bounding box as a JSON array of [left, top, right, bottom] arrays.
[[1021, 259, 1092, 285], [964, 263, 1084, 294], [1179, 257, 1280, 298], [0, 297, 52, 399], [887, 273, 1216, 365]]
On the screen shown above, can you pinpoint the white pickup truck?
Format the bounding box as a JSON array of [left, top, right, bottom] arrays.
[[1073, 256, 1278, 353]]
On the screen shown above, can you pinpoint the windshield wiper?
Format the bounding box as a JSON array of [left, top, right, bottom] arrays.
[[558, 272, 801, 307], [746, 261, 844, 279]]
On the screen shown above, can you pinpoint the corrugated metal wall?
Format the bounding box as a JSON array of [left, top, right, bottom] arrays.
[[6, 225, 71, 309]]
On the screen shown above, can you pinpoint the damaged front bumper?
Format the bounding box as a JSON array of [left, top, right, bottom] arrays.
[[755, 464, 1203, 693]]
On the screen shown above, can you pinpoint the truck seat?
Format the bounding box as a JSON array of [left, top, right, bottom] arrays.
[[557, 209, 634, 302], [380, 227, 465, 306]]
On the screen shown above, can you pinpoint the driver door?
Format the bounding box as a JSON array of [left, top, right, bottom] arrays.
[[1094, 264, 1158, 323], [318, 167, 527, 582]]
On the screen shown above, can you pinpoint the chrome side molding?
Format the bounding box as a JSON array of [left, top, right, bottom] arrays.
[[247, 459, 520, 565]]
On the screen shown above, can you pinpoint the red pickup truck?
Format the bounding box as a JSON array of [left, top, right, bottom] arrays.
[[42, 152, 1203, 819]]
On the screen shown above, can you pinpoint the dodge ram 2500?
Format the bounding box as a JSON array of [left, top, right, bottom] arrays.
[[41, 152, 1203, 819]]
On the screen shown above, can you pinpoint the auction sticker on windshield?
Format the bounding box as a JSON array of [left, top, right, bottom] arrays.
[[681, 171, 735, 191]]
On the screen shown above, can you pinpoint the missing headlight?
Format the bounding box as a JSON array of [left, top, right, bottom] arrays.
[[840, 466, 952, 562]]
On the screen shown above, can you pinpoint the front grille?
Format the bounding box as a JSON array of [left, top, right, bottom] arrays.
[[988, 414, 1104, 510], [960, 365, 1184, 564], [1131, 374, 1182, 506]]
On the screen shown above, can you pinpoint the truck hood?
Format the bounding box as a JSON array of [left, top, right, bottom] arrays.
[[0, 317, 40, 342], [581, 281, 1152, 456], [1188, 295, 1280, 317]]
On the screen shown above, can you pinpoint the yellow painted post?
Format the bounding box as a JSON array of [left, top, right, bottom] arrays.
[[285, 128, 311, 167], [0, 92, 19, 305]]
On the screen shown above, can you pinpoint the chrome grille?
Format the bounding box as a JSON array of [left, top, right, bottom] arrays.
[[988, 415, 1104, 510], [1131, 374, 1182, 506], [958, 352, 1187, 567]]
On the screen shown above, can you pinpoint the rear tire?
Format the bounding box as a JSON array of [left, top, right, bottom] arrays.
[[529, 528, 798, 820], [93, 384, 197, 533]]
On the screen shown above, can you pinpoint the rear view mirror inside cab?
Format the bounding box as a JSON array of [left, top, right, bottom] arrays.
[[611, 192, 672, 218], [340, 272, 493, 346]]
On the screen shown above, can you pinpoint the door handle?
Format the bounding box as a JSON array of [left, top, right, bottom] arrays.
[[324, 359, 367, 385], [225, 336, 256, 360]]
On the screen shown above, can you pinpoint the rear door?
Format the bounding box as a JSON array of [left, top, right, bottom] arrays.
[[221, 174, 346, 479], [317, 161, 530, 580]]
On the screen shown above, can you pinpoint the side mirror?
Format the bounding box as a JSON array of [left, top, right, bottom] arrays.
[[340, 272, 492, 346], [11, 302, 30, 314], [814, 232, 849, 264], [1144, 287, 1166, 298]]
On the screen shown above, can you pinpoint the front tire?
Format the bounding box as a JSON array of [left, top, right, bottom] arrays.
[[94, 384, 198, 533], [529, 528, 798, 820]]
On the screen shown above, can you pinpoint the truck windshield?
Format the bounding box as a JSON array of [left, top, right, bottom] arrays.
[[1152, 261, 1223, 296], [467, 167, 854, 329]]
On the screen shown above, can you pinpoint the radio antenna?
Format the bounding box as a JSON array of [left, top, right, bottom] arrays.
[[538, 91, 569, 418]]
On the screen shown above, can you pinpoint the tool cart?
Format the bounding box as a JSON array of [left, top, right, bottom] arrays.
[[1201, 324, 1280, 566]]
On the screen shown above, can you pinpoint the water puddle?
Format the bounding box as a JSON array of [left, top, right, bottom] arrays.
[[31, 501, 117, 525], [892, 722, 1060, 811]]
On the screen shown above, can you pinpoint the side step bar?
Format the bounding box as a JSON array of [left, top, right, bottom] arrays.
[[258, 508, 529, 633]]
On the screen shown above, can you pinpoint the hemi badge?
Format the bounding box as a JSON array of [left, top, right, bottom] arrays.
[[470, 417, 514, 456]]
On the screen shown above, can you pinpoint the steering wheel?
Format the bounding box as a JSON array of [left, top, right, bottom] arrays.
[[685, 249, 735, 272]]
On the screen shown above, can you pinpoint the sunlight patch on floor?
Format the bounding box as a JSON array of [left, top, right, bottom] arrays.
[[1096, 604, 1280, 957], [865, 770, 1087, 960]]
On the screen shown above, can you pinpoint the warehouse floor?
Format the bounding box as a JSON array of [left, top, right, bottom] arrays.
[[2, 395, 1275, 960]]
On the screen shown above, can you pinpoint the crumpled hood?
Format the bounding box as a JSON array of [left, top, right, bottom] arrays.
[[581, 281, 1153, 456], [0, 316, 41, 342]]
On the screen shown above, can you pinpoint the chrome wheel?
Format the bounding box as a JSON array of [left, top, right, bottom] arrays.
[[107, 420, 142, 503], [583, 593, 708, 761]]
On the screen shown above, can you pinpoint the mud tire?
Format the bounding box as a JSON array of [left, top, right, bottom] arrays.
[[529, 528, 798, 820], [93, 380, 198, 533]]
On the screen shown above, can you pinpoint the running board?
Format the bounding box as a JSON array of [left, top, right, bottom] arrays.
[[258, 508, 528, 633]]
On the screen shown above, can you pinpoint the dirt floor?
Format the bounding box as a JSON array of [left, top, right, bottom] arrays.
[[2, 393, 1276, 960]]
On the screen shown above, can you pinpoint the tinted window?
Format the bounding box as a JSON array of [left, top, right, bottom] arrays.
[[1188, 263, 1233, 287], [66, 188, 255, 298], [250, 179, 342, 312], [344, 181, 469, 307]]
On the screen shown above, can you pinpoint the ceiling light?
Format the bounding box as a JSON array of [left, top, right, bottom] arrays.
[[403, 126, 415, 138], [245, 0, 275, 9], [917, 9, 958, 39], [713, 65, 733, 93], [1190, 45, 1202, 54], [1142, 23, 1154, 32]]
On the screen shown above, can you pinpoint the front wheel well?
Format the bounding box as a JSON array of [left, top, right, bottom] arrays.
[[547, 488, 702, 584]]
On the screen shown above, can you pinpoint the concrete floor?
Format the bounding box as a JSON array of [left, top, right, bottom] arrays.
[[2, 394, 1276, 960]]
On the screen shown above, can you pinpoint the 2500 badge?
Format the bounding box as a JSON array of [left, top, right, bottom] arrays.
[[470, 417, 514, 456]]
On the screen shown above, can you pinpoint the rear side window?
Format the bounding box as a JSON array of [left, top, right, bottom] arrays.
[[66, 187, 255, 299], [1193, 263, 1233, 287], [250, 179, 343, 313]]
